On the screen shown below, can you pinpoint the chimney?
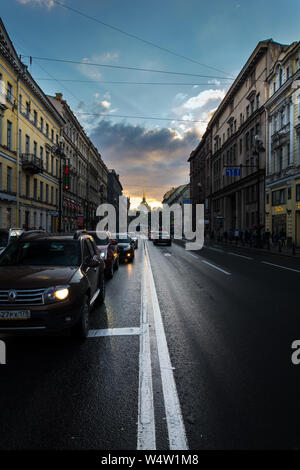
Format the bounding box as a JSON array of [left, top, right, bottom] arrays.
[[55, 93, 63, 101]]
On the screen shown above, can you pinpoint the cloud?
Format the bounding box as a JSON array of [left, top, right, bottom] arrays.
[[17, 0, 55, 7], [89, 120, 198, 204], [78, 53, 119, 81], [180, 89, 226, 111]]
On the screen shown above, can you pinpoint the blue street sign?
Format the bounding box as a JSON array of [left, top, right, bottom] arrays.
[[226, 168, 241, 177]]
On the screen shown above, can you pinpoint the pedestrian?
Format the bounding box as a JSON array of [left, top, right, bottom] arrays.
[[234, 228, 239, 245]]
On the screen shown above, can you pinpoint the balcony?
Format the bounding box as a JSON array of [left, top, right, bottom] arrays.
[[21, 154, 43, 174]]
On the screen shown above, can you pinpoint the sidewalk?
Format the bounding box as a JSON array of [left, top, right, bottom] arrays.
[[205, 238, 300, 258]]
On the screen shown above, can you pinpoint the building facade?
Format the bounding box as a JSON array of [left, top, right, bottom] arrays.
[[48, 93, 108, 231], [264, 41, 300, 247], [189, 39, 289, 239], [107, 169, 123, 231], [0, 18, 64, 231]]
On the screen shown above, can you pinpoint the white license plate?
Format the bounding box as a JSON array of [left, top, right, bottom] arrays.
[[0, 310, 31, 320]]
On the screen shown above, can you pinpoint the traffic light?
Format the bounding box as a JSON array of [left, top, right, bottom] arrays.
[[64, 164, 70, 190]]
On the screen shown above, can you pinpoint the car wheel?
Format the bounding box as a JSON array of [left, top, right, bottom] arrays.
[[71, 294, 90, 339], [98, 274, 105, 304]]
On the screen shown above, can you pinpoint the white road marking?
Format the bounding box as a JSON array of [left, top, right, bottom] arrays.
[[186, 252, 199, 259], [261, 261, 300, 274], [207, 246, 224, 253], [137, 242, 156, 450], [201, 260, 231, 275], [228, 252, 253, 260], [88, 327, 140, 337], [164, 253, 171, 257], [145, 243, 188, 450]]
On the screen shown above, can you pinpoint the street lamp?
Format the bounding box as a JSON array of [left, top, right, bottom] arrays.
[[52, 136, 66, 232]]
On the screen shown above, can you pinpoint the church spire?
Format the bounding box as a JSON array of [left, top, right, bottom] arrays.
[[142, 186, 146, 202]]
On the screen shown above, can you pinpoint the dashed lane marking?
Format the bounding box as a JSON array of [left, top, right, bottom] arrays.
[[201, 260, 231, 275], [228, 252, 253, 260], [261, 261, 300, 274], [88, 327, 140, 337]]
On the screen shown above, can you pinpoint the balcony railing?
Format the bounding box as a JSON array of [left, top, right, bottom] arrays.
[[21, 154, 43, 174]]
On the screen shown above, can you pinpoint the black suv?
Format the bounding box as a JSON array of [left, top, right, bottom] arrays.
[[0, 231, 105, 338]]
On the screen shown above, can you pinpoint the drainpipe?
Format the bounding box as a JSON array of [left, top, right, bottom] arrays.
[[16, 74, 20, 227]]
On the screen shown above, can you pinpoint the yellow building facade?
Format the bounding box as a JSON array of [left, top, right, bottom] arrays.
[[265, 41, 300, 247], [0, 19, 64, 230]]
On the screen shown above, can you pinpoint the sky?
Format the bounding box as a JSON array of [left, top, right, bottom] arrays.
[[1, 0, 300, 207]]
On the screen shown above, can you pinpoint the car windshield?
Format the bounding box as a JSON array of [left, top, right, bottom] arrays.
[[0, 240, 81, 267], [0, 232, 9, 248], [115, 234, 131, 244], [88, 233, 108, 246]]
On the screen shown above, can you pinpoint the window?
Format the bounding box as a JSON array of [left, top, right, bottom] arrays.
[[40, 117, 44, 132], [26, 175, 30, 198], [286, 66, 290, 80], [25, 135, 30, 154], [51, 156, 54, 174], [51, 129, 54, 142], [246, 105, 250, 118], [7, 121, 12, 150], [279, 147, 284, 170], [250, 100, 255, 114], [34, 111, 37, 126], [33, 141, 37, 157], [46, 123, 49, 137], [56, 159, 58, 176], [256, 93, 260, 109], [288, 187, 292, 200], [287, 143, 291, 166], [7, 166, 12, 192], [272, 189, 286, 206], [280, 109, 285, 128], [40, 181, 43, 201], [46, 152, 49, 172], [19, 94, 22, 113], [239, 138, 242, 155], [51, 186, 54, 204], [40, 146, 43, 161], [245, 132, 250, 151], [46, 184, 49, 203], [7, 82, 13, 103], [33, 179, 37, 199], [26, 102, 30, 119], [296, 184, 300, 201], [279, 68, 283, 87]]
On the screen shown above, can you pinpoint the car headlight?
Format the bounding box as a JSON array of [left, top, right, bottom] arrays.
[[100, 249, 107, 260], [44, 286, 70, 304]]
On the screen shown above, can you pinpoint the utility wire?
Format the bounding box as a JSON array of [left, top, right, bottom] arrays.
[[35, 78, 232, 86], [52, 0, 233, 78], [21, 56, 236, 80], [75, 112, 208, 123]]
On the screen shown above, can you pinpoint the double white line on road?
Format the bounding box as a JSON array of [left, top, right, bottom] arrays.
[[137, 241, 188, 450]]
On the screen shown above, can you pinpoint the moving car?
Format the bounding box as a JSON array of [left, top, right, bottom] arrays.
[[0, 228, 23, 255], [87, 231, 119, 279], [0, 231, 105, 338], [153, 231, 172, 246], [113, 233, 135, 263], [129, 232, 138, 249]]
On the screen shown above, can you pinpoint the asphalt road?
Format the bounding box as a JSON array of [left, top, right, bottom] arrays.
[[0, 238, 299, 450]]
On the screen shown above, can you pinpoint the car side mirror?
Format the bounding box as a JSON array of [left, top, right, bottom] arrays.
[[84, 255, 100, 268]]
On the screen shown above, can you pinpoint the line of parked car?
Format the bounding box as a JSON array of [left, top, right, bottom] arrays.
[[0, 229, 138, 339]]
